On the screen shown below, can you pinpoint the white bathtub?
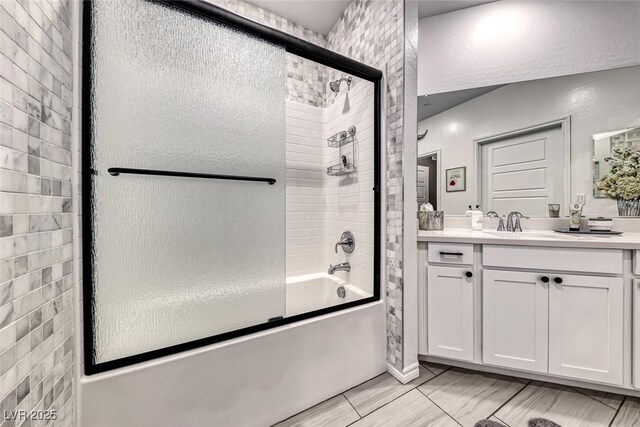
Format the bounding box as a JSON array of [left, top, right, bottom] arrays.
[[82, 284, 385, 427], [286, 273, 371, 317]]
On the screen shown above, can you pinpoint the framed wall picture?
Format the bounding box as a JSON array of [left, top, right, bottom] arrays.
[[446, 166, 466, 192]]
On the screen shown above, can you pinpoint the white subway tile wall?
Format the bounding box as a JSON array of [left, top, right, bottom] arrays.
[[285, 101, 328, 277], [0, 0, 75, 425], [286, 78, 375, 298], [324, 79, 375, 295]]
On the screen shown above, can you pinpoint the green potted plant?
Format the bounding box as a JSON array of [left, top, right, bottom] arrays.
[[596, 147, 640, 216]]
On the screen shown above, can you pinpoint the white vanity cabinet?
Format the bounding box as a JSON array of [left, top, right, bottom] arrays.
[[419, 233, 633, 392], [427, 265, 475, 361]]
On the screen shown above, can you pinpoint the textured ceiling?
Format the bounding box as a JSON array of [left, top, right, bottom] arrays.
[[246, 0, 351, 35]]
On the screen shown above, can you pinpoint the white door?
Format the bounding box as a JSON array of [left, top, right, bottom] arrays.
[[549, 274, 623, 385], [483, 270, 548, 373], [481, 127, 565, 217], [427, 266, 474, 361], [417, 166, 429, 208]]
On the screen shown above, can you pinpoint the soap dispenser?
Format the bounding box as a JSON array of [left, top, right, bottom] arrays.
[[471, 205, 484, 231], [465, 205, 473, 217]]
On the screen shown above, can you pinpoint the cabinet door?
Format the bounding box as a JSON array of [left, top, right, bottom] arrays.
[[427, 266, 474, 361], [483, 270, 548, 372], [549, 274, 623, 385]]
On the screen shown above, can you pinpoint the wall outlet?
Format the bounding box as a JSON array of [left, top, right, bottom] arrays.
[[576, 193, 586, 205]]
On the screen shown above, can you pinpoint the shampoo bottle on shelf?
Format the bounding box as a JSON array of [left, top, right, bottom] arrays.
[[471, 205, 483, 231]]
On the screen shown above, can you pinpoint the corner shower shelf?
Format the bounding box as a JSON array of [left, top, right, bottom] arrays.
[[327, 125, 357, 176], [327, 126, 357, 148], [327, 163, 357, 176]]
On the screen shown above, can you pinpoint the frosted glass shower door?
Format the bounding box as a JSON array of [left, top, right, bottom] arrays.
[[89, 0, 286, 365]]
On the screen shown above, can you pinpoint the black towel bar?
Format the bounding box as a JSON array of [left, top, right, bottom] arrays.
[[106, 167, 276, 185]]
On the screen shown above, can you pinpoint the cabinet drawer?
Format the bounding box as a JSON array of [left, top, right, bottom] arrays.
[[483, 245, 622, 275], [428, 243, 473, 265]]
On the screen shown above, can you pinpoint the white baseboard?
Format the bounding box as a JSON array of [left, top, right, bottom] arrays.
[[387, 362, 420, 384]]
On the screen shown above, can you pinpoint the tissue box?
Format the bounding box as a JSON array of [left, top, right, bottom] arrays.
[[418, 211, 444, 230]]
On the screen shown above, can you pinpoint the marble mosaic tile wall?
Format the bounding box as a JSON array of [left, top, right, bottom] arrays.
[[0, 0, 75, 425], [327, 0, 405, 370]]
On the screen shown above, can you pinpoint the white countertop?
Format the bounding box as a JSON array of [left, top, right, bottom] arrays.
[[418, 229, 640, 249]]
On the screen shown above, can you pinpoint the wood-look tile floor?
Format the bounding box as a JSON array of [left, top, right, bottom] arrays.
[[273, 362, 640, 427]]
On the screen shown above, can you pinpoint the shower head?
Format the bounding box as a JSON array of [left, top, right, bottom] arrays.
[[330, 76, 352, 93]]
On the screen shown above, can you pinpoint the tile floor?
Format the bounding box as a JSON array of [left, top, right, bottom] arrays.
[[273, 362, 640, 427]]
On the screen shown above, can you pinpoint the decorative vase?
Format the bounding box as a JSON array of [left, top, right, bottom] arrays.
[[617, 198, 640, 216], [418, 211, 444, 230]]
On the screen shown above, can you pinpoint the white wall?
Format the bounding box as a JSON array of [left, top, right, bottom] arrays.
[[418, 1, 640, 95], [418, 66, 640, 217]]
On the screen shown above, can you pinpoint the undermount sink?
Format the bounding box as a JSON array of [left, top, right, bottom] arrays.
[[483, 231, 582, 240]]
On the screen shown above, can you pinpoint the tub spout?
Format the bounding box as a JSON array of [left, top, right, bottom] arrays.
[[328, 262, 351, 274]]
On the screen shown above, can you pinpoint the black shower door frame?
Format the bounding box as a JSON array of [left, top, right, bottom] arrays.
[[82, 0, 383, 375]]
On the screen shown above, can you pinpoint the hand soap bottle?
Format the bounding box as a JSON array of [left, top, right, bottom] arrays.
[[471, 205, 484, 231], [465, 205, 473, 217]]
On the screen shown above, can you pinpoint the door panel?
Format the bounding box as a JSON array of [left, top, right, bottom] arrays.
[[481, 127, 565, 217], [483, 270, 548, 373], [427, 266, 474, 361], [548, 275, 623, 385]]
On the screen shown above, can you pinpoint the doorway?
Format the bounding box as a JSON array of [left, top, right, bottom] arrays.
[[417, 150, 440, 210]]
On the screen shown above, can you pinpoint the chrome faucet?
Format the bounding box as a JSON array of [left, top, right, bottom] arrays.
[[328, 262, 351, 274], [506, 211, 529, 232], [487, 211, 505, 231]]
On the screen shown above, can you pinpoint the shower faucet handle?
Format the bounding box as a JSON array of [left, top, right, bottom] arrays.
[[335, 231, 355, 253]]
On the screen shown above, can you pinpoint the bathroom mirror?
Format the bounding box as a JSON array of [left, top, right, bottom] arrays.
[[593, 126, 640, 198], [417, 65, 640, 217]]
